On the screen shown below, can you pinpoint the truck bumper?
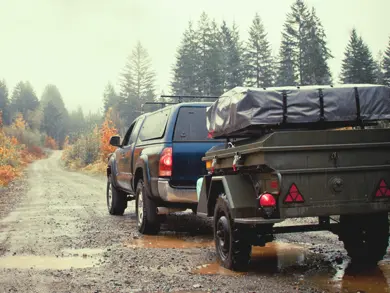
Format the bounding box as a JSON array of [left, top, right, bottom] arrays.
[[157, 180, 198, 203]]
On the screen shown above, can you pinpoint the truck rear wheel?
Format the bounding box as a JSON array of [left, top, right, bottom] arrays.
[[107, 175, 127, 215], [214, 195, 252, 271], [136, 179, 160, 235], [339, 212, 389, 265]]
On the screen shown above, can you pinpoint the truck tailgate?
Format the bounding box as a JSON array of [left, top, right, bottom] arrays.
[[171, 106, 224, 187], [171, 142, 221, 187]]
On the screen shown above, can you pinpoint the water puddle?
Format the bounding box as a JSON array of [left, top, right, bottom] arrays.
[[125, 235, 213, 249], [0, 248, 104, 270], [0, 255, 98, 270], [192, 242, 307, 276], [309, 260, 390, 293]]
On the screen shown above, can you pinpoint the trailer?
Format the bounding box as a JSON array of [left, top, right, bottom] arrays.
[[196, 84, 390, 271]]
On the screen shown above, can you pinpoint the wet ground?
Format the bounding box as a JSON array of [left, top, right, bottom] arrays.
[[0, 151, 389, 292]]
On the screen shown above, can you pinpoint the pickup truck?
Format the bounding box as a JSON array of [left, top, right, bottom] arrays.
[[197, 85, 390, 271], [106, 101, 223, 234]]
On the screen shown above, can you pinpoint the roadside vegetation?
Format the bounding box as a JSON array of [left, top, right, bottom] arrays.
[[0, 112, 57, 186], [61, 109, 117, 174]]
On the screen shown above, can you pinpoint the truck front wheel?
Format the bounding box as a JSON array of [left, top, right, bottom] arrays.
[[135, 179, 160, 235], [339, 212, 389, 265], [214, 195, 252, 271]]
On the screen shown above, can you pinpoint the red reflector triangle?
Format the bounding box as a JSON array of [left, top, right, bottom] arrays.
[[380, 187, 387, 195], [380, 180, 387, 187], [376, 190, 383, 197], [386, 189, 390, 197], [295, 194, 304, 202], [284, 194, 294, 203], [290, 184, 298, 192]]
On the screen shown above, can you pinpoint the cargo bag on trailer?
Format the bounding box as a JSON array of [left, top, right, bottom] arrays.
[[206, 84, 390, 138]]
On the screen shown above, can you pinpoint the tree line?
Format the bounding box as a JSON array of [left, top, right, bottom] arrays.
[[104, 0, 390, 133], [0, 81, 102, 147]]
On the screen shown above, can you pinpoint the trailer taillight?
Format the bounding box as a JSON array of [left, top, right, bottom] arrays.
[[284, 184, 304, 203], [159, 147, 172, 177], [374, 179, 390, 197], [259, 193, 276, 207]]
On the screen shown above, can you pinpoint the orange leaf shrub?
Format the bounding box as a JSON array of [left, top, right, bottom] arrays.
[[100, 108, 118, 161], [45, 136, 58, 150], [0, 112, 45, 186]]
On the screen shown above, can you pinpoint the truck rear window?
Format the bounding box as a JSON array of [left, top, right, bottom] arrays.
[[173, 107, 218, 142]]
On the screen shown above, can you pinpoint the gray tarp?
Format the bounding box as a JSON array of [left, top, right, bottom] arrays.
[[206, 84, 390, 138]]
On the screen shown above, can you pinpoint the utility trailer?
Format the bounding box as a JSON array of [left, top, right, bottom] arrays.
[[196, 84, 390, 271]]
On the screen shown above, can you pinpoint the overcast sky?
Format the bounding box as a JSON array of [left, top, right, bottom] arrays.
[[0, 0, 389, 114]]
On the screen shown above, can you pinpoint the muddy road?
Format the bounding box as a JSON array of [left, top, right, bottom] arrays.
[[0, 151, 389, 293]]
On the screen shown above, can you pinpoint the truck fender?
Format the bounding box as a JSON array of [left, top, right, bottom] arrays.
[[107, 154, 120, 188], [133, 154, 151, 193], [202, 174, 258, 219]]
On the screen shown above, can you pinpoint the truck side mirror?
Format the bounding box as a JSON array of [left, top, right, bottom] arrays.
[[109, 135, 121, 147]]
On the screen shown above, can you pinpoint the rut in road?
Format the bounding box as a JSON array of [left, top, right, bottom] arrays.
[[1, 151, 385, 293]]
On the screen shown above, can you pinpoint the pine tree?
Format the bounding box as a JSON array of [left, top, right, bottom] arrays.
[[187, 12, 226, 96], [119, 41, 156, 125], [0, 80, 10, 125], [305, 8, 333, 84], [10, 81, 39, 126], [375, 51, 385, 84], [103, 82, 120, 114], [383, 37, 390, 86], [340, 29, 377, 84], [171, 21, 201, 96], [244, 13, 275, 88], [276, 0, 311, 86], [40, 84, 69, 147]]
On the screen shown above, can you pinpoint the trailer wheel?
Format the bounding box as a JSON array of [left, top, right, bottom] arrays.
[[214, 195, 252, 271], [339, 212, 389, 266]]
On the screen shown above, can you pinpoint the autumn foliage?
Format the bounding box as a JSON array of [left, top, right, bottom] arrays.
[[62, 108, 118, 174], [45, 136, 58, 150], [0, 111, 45, 187]]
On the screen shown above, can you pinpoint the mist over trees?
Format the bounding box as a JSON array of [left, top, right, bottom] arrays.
[[1, 0, 390, 146]]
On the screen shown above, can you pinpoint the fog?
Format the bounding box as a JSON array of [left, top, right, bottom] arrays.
[[0, 0, 389, 113]]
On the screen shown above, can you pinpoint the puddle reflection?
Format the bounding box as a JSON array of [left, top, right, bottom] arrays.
[[125, 235, 213, 249], [311, 261, 390, 293]]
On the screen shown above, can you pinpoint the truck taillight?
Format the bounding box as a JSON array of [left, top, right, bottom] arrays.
[[284, 183, 304, 203], [159, 147, 172, 177], [374, 179, 390, 197]]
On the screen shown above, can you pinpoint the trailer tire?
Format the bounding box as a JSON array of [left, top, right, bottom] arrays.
[[339, 212, 389, 266], [214, 195, 252, 272], [107, 175, 127, 215], [136, 179, 160, 235]]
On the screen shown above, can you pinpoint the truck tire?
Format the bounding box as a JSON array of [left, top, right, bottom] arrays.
[[135, 179, 160, 235], [107, 175, 127, 216], [339, 212, 389, 265], [214, 195, 252, 271]]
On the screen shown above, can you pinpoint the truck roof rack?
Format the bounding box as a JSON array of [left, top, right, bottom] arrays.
[[141, 95, 219, 112]]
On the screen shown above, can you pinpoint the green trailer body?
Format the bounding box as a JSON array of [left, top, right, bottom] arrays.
[[197, 128, 390, 271]]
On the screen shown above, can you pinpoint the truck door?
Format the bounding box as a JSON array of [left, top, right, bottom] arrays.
[[117, 118, 142, 191]]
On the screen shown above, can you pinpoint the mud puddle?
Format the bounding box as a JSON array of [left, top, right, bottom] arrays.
[[309, 260, 390, 293], [193, 242, 307, 276], [0, 248, 104, 270], [125, 234, 213, 249]]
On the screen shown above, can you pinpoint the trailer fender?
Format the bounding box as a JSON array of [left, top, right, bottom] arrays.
[[204, 175, 258, 219]]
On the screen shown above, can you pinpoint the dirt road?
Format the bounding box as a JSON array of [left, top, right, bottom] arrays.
[[0, 151, 389, 293]]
